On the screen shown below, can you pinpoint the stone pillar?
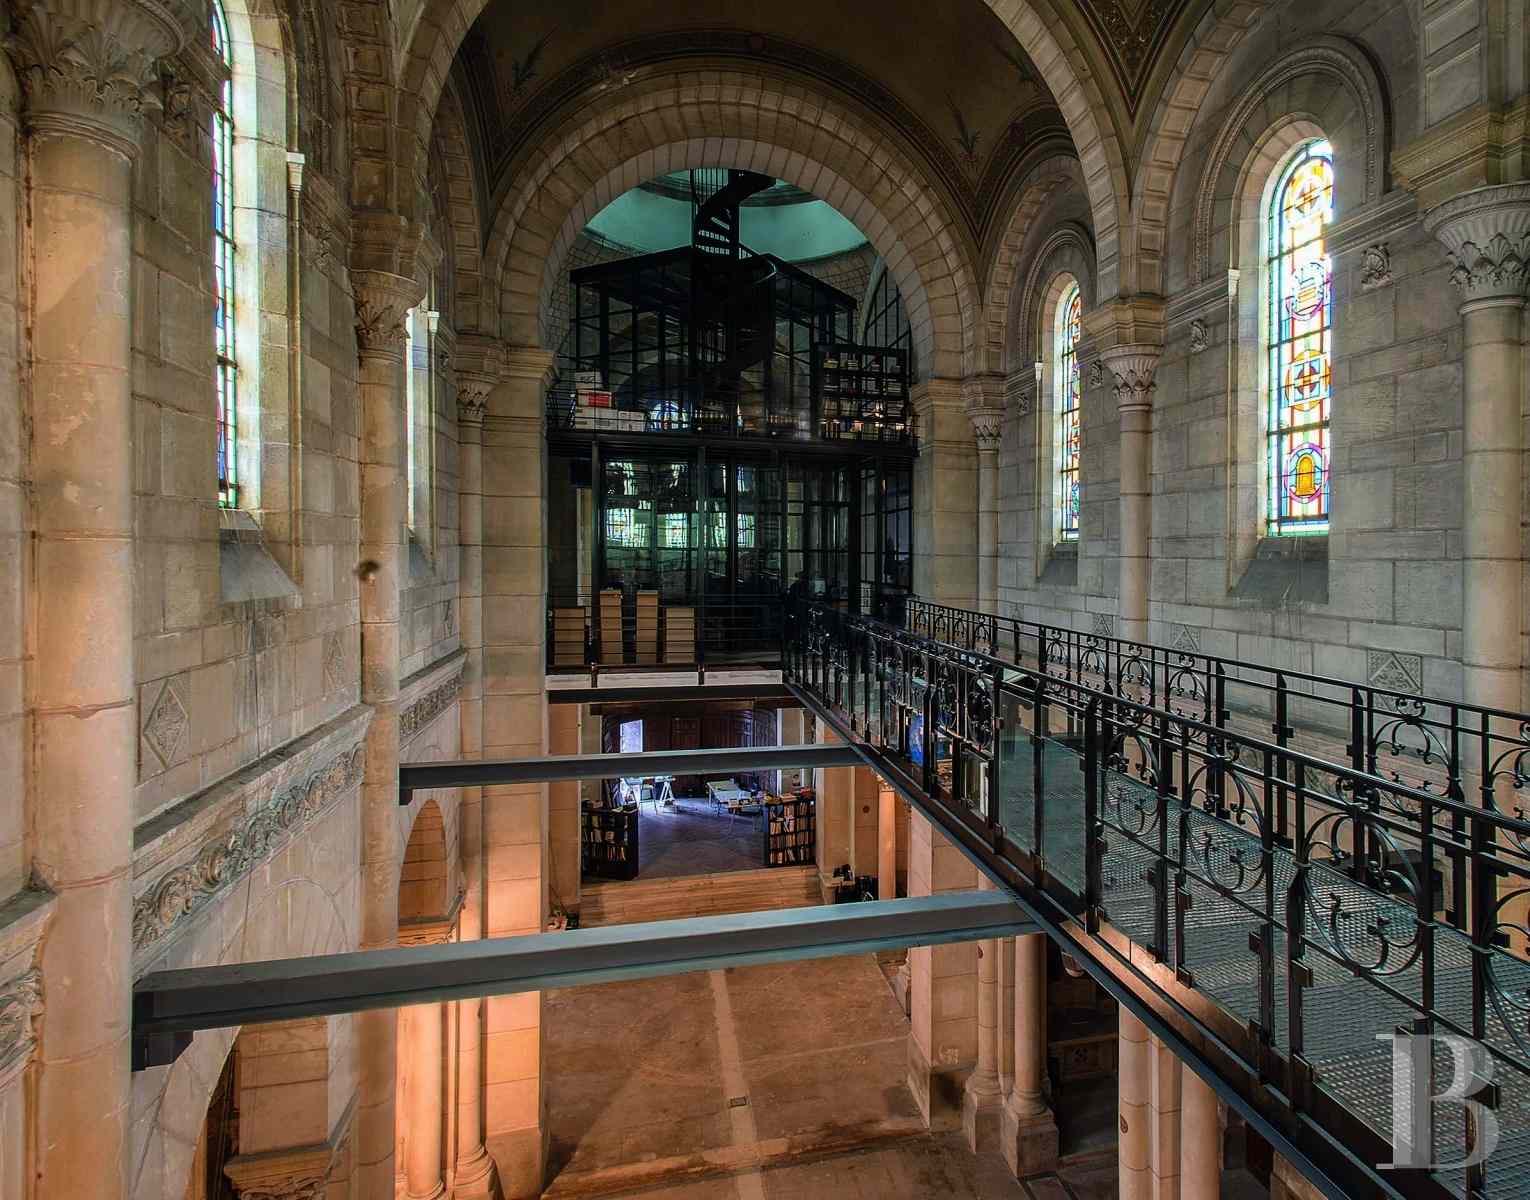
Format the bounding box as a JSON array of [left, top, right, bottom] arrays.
[[813, 725, 854, 899], [1100, 347, 1160, 643], [1118, 1008, 1152, 1199], [1001, 932, 1058, 1176], [906, 812, 979, 1126], [1180, 1065, 1220, 1200], [480, 347, 555, 1197], [351, 267, 423, 1194], [403, 998, 445, 1199], [962, 877, 1005, 1150], [452, 341, 500, 1197], [877, 780, 897, 899], [5, 3, 192, 1194], [1084, 300, 1165, 643], [964, 375, 1005, 612], [547, 703, 581, 919], [1149, 1035, 1183, 1200], [778, 706, 806, 792], [1422, 186, 1530, 715], [911, 379, 978, 608]]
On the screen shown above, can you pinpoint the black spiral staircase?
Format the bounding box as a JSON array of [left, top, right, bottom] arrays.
[[689, 170, 778, 427]]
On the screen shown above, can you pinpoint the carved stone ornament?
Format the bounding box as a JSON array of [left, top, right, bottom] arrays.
[[351, 270, 420, 357], [1359, 244, 1393, 291], [0, 969, 42, 1081], [5, 0, 197, 149], [1187, 318, 1209, 355], [457, 378, 491, 426], [132, 741, 366, 954], [1088, 360, 1103, 388], [1422, 183, 1530, 305], [224, 1143, 336, 1200], [966, 406, 1005, 454], [401, 675, 464, 741], [1098, 344, 1161, 412]]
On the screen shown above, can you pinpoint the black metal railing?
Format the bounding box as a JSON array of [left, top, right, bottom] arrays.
[[786, 599, 1530, 1199]]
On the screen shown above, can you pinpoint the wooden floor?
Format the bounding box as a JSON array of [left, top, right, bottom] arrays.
[[579, 865, 821, 927]]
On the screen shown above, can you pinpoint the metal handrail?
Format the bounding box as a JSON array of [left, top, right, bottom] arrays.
[[785, 598, 1530, 1198]]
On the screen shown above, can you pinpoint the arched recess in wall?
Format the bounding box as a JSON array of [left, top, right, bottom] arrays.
[[433, 77, 488, 333], [481, 69, 980, 381], [1187, 36, 1389, 286], [980, 151, 1086, 375], [287, 0, 347, 185], [129, 879, 355, 1200]]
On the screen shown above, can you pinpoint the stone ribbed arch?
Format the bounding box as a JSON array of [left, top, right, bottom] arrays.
[[982, 0, 1129, 298], [980, 152, 1086, 373], [1189, 37, 1389, 285], [1016, 224, 1096, 373], [481, 70, 980, 380], [431, 77, 485, 330]]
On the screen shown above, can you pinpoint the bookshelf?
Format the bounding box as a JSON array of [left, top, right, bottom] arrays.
[[812, 344, 910, 441], [763, 792, 816, 868], [582, 804, 639, 880]]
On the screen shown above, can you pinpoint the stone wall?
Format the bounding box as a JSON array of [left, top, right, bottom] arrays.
[[0, 59, 21, 903]]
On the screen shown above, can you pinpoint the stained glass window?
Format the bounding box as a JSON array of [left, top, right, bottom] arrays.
[[1054, 283, 1082, 541], [212, 0, 237, 506], [1266, 140, 1334, 535]]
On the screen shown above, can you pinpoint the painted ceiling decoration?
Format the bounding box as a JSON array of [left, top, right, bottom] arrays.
[[1073, 0, 1203, 116]]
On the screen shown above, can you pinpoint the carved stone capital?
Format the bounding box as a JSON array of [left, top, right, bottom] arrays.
[[1097, 344, 1161, 414], [351, 270, 421, 359], [456, 377, 492, 427], [1422, 183, 1530, 307], [397, 891, 465, 947], [965, 406, 1005, 454], [224, 1144, 335, 1200], [1005, 363, 1041, 418], [5, 0, 197, 155]]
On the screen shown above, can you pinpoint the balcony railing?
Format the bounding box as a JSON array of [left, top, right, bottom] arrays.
[[785, 599, 1530, 1199]]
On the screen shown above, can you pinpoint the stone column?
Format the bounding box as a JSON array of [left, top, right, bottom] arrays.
[[1149, 1035, 1183, 1200], [910, 379, 978, 608], [813, 725, 854, 898], [480, 346, 555, 1197], [877, 780, 897, 899], [906, 812, 979, 1126], [5, 3, 192, 1195], [1118, 1008, 1152, 1199], [1422, 186, 1530, 716], [402, 997, 444, 1199], [964, 375, 1005, 612], [1100, 347, 1160, 643], [452, 342, 500, 1197], [1180, 1065, 1220, 1200], [351, 267, 423, 1194], [961, 877, 1005, 1151], [1001, 932, 1058, 1176], [1084, 299, 1165, 643]]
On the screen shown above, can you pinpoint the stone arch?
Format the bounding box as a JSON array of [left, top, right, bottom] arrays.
[[390, 1, 1124, 295], [130, 878, 355, 1200], [1015, 224, 1096, 375], [1187, 36, 1391, 286], [981, 152, 1086, 374], [432, 76, 485, 331], [482, 69, 980, 381], [400, 798, 451, 921], [980, 0, 1130, 298]]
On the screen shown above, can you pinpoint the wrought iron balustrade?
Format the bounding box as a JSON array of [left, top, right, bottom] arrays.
[[785, 599, 1530, 1199]]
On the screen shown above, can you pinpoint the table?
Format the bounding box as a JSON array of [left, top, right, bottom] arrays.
[[706, 779, 757, 825]]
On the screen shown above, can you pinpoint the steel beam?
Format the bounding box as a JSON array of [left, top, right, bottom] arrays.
[[398, 742, 862, 802], [132, 891, 1033, 1070]]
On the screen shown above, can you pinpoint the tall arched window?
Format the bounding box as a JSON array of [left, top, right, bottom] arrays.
[[1266, 140, 1333, 535], [212, 0, 237, 506], [1053, 282, 1082, 542]]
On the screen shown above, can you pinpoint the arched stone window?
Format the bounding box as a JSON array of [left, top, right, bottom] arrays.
[[1264, 139, 1334, 536], [405, 285, 437, 551], [212, 0, 237, 506], [1053, 281, 1082, 542]]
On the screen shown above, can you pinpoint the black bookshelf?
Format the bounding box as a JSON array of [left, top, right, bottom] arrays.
[[582, 804, 640, 880], [812, 343, 910, 442], [763, 794, 816, 867]]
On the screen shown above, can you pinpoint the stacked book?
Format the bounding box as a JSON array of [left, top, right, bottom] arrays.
[[664, 606, 695, 663], [598, 589, 624, 664], [635, 590, 658, 664]]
